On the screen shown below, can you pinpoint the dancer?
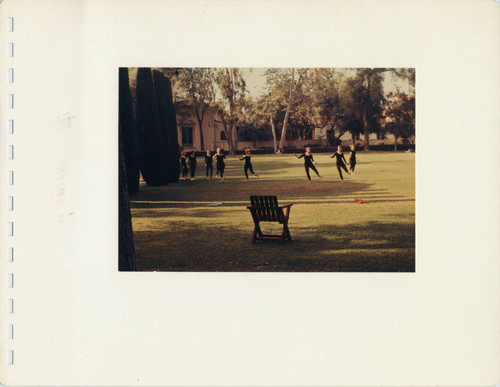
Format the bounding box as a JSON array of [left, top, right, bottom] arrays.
[[180, 151, 188, 180], [188, 151, 197, 180], [240, 149, 260, 181], [348, 143, 357, 173], [213, 148, 221, 177], [295, 147, 322, 182], [330, 145, 350, 183], [213, 148, 226, 182], [204, 150, 213, 179]]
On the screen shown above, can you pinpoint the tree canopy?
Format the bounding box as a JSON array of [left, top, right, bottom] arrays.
[[133, 67, 415, 154]]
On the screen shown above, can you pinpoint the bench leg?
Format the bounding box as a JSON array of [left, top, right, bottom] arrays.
[[252, 222, 262, 243], [283, 221, 292, 241], [280, 224, 287, 244]]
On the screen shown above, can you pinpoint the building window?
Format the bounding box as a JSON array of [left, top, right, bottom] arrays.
[[220, 130, 227, 141], [182, 127, 193, 147]]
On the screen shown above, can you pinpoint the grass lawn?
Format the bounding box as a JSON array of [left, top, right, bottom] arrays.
[[130, 152, 415, 272]]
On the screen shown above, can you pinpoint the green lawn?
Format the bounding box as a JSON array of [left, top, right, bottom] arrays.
[[131, 152, 415, 272]]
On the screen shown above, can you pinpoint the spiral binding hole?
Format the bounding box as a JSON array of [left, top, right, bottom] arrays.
[[6, 16, 15, 365]]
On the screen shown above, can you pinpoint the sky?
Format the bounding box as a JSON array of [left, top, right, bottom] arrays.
[[240, 68, 411, 99]]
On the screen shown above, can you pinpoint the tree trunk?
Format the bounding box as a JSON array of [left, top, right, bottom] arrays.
[[363, 72, 372, 151], [119, 135, 137, 271], [233, 123, 238, 152], [279, 68, 295, 150], [119, 68, 140, 195], [228, 123, 236, 155], [305, 126, 315, 141], [362, 108, 370, 151], [220, 116, 235, 155], [194, 107, 205, 151], [270, 114, 278, 152], [394, 136, 398, 151], [163, 74, 180, 183], [136, 68, 167, 186]]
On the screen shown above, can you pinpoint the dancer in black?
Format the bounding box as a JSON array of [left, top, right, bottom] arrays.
[[213, 148, 226, 182], [188, 151, 197, 180], [348, 143, 357, 173], [240, 149, 260, 181], [295, 147, 322, 182], [330, 145, 351, 183], [180, 151, 188, 180], [204, 150, 213, 179]]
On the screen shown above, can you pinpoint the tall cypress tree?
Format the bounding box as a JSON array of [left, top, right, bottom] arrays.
[[118, 132, 137, 271], [153, 70, 180, 183], [136, 68, 167, 185], [119, 68, 140, 194]]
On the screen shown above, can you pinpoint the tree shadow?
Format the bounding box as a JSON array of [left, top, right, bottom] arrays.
[[131, 196, 412, 212], [133, 220, 415, 273]]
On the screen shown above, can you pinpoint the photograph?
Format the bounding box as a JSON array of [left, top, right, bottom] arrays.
[[119, 67, 415, 272]]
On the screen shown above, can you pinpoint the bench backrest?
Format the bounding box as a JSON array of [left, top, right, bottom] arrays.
[[249, 195, 284, 223]]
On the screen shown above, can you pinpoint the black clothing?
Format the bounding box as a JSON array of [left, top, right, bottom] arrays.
[[205, 155, 213, 177], [240, 155, 256, 178], [188, 155, 197, 167], [298, 153, 315, 166], [349, 150, 357, 172], [331, 152, 348, 180], [336, 163, 349, 180], [180, 156, 188, 178], [188, 155, 197, 178], [298, 153, 319, 181], [214, 154, 226, 177], [244, 164, 255, 179], [331, 151, 347, 165], [305, 164, 320, 181], [206, 164, 213, 177], [240, 155, 252, 166]]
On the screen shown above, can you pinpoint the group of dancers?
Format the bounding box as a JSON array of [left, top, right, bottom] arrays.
[[180, 148, 234, 182], [179, 144, 357, 183], [295, 144, 357, 183]]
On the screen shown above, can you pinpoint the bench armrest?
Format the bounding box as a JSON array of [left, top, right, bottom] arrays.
[[280, 203, 293, 209]]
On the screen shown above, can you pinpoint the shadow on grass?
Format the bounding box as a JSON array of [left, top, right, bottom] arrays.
[[134, 220, 415, 273], [131, 197, 413, 212], [131, 178, 395, 203]]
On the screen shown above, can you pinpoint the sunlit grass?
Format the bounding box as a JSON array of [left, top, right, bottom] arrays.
[[131, 152, 415, 272]]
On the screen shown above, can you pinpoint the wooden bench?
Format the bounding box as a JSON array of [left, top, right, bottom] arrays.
[[247, 195, 293, 244]]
